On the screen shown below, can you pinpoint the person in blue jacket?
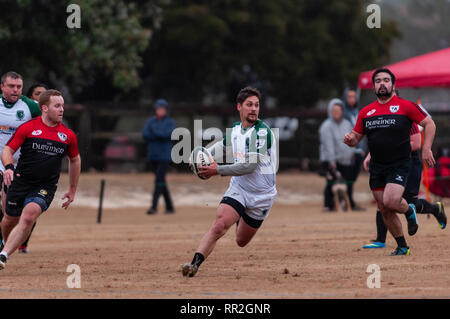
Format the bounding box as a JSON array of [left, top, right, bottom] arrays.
[[143, 99, 175, 215]]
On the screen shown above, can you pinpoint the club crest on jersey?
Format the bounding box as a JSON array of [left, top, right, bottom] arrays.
[[58, 132, 67, 142], [367, 109, 376, 116], [32, 130, 42, 136], [39, 189, 48, 196], [257, 129, 268, 137], [390, 105, 399, 113], [16, 110, 25, 120]]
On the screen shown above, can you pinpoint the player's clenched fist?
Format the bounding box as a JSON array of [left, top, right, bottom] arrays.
[[343, 132, 357, 147]]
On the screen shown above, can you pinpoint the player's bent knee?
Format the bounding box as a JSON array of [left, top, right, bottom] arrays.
[[211, 220, 227, 237], [384, 199, 399, 211], [20, 215, 36, 227]]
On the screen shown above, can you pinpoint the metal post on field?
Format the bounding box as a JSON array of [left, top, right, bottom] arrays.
[[97, 179, 105, 224]]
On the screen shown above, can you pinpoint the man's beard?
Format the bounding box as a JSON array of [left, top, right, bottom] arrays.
[[375, 86, 393, 98], [246, 115, 257, 124]]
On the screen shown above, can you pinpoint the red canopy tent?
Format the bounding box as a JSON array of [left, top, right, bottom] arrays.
[[358, 47, 450, 89]]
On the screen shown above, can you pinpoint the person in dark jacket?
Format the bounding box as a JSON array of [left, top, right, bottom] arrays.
[[143, 99, 175, 215]]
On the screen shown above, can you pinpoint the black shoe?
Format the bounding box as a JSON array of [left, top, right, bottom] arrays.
[[165, 209, 175, 214], [406, 204, 419, 236], [435, 202, 447, 229], [181, 263, 198, 277], [0, 254, 7, 269], [146, 208, 157, 215], [389, 246, 410, 256]]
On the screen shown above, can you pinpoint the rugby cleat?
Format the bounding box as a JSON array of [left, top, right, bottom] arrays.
[[435, 202, 447, 229], [0, 254, 6, 269], [362, 241, 386, 249], [181, 263, 198, 277], [390, 246, 410, 256], [406, 203, 419, 236]]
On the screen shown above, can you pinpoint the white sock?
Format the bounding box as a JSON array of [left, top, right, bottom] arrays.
[[0, 251, 8, 259]]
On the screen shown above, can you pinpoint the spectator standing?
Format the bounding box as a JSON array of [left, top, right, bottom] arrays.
[[142, 99, 175, 215]]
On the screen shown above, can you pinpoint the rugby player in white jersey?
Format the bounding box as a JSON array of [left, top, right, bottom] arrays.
[[182, 87, 277, 277], [0, 72, 41, 250]]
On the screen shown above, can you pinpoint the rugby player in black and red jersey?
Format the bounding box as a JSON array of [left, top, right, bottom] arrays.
[[0, 89, 81, 269], [362, 122, 446, 249], [344, 68, 436, 256]]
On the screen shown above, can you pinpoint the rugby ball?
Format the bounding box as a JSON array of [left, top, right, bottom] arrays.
[[189, 146, 213, 180]]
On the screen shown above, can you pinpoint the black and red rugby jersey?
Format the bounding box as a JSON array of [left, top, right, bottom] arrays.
[[353, 95, 427, 164], [6, 116, 79, 185]]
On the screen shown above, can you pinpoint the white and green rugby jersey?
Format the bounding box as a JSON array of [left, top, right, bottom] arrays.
[[223, 119, 277, 194], [0, 95, 41, 171]]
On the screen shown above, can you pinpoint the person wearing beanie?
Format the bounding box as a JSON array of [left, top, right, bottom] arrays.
[[319, 98, 355, 212], [142, 99, 175, 215]]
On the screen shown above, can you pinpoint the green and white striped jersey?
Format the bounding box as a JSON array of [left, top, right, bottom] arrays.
[[223, 119, 277, 194], [0, 95, 41, 171]]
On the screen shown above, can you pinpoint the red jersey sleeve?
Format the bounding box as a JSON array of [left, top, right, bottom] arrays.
[[353, 110, 365, 135], [67, 130, 79, 158], [6, 123, 30, 152], [410, 122, 420, 136], [407, 102, 428, 124]]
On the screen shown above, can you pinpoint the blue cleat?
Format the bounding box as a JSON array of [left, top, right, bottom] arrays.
[[406, 203, 419, 236], [362, 241, 386, 249], [436, 202, 447, 230], [390, 246, 410, 256]]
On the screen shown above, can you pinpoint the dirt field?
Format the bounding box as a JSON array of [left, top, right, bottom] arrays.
[[0, 172, 449, 299]]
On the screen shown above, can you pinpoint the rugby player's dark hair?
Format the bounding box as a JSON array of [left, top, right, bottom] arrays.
[[26, 83, 49, 98], [372, 68, 396, 85], [236, 86, 261, 104], [1, 71, 23, 84], [39, 89, 62, 109]]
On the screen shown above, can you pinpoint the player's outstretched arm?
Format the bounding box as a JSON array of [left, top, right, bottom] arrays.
[[343, 131, 363, 147], [62, 155, 81, 209], [197, 153, 259, 178], [420, 117, 436, 168], [215, 152, 258, 177], [1, 146, 16, 186]]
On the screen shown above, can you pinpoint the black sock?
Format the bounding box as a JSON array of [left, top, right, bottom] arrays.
[[375, 210, 387, 243], [191, 252, 205, 268], [395, 236, 408, 248], [415, 199, 439, 215]]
